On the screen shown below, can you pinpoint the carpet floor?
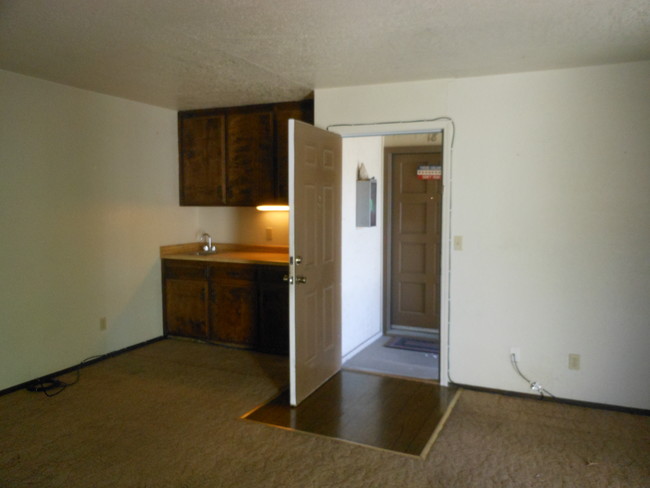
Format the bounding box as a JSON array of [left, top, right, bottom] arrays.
[[1, 338, 648, 488]]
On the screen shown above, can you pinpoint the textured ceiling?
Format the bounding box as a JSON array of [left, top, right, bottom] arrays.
[[1, 0, 649, 110]]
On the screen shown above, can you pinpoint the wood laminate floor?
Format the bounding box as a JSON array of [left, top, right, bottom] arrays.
[[243, 370, 460, 457]]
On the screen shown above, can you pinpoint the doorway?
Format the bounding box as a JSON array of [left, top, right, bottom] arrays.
[[341, 131, 447, 383]]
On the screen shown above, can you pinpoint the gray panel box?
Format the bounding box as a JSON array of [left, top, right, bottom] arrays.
[[356, 179, 377, 227]]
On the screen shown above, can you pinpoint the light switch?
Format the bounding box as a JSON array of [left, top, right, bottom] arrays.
[[453, 236, 463, 251], [265, 228, 273, 241]]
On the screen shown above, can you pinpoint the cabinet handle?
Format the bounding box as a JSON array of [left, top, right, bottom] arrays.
[[283, 274, 294, 284], [296, 276, 307, 284]]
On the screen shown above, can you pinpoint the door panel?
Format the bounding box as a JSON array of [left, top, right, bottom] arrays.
[[209, 281, 257, 346], [179, 115, 226, 205], [164, 279, 209, 338], [289, 120, 342, 407], [389, 151, 443, 333], [226, 109, 274, 205]]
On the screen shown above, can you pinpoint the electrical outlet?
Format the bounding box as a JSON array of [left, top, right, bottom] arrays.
[[510, 347, 521, 362], [99, 317, 107, 331], [568, 353, 580, 370]]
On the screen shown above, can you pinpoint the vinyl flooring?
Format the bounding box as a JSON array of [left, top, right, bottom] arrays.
[[243, 370, 459, 457], [342, 335, 439, 381]]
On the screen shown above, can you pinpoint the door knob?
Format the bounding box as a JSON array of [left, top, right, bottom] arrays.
[[283, 274, 294, 284], [296, 276, 307, 284]]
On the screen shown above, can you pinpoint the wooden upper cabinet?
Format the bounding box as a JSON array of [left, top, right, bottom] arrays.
[[178, 100, 313, 207], [179, 114, 226, 206], [226, 108, 274, 206], [274, 101, 314, 202]]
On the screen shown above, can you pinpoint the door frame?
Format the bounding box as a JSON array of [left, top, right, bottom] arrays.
[[328, 121, 453, 387], [383, 145, 443, 341]]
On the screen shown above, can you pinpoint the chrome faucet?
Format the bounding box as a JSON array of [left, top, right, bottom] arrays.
[[200, 233, 216, 253]]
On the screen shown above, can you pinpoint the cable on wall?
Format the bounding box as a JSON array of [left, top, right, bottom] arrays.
[[327, 117, 456, 148], [510, 353, 555, 399]]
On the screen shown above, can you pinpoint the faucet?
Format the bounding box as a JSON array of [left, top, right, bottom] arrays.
[[200, 233, 216, 253]]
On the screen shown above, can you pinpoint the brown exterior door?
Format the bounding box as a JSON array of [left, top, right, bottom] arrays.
[[387, 148, 443, 334]]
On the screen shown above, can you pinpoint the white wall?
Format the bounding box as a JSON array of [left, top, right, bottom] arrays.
[[0, 70, 199, 391], [316, 61, 650, 410], [340, 137, 384, 357], [197, 207, 289, 247]]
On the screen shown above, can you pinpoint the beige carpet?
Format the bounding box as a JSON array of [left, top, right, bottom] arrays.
[[1, 339, 648, 487]]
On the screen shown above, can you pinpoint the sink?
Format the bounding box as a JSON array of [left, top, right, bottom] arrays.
[[190, 251, 218, 256]]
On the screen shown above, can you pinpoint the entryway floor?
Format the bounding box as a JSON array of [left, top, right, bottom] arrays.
[[242, 370, 459, 457], [343, 335, 439, 381]]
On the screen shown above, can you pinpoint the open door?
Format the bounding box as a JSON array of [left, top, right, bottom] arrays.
[[288, 120, 342, 407]]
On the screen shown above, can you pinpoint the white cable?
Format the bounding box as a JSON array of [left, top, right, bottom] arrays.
[[510, 353, 555, 398]]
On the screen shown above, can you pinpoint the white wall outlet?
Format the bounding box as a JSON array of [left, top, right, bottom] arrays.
[[453, 235, 463, 251], [265, 227, 273, 241], [568, 353, 581, 370], [99, 317, 107, 331], [510, 347, 521, 362]]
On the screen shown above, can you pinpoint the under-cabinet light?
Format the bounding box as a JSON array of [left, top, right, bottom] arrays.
[[256, 205, 290, 211]]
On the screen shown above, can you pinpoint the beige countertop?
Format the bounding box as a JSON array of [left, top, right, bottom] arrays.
[[160, 242, 289, 266]]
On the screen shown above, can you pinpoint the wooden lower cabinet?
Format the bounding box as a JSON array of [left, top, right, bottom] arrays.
[[208, 263, 258, 347], [257, 266, 290, 354], [165, 279, 209, 339], [163, 261, 209, 339], [162, 259, 288, 353]]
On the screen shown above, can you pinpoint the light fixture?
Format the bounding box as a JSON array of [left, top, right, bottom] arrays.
[[256, 204, 290, 211]]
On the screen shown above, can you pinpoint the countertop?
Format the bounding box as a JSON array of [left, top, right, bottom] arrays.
[[160, 242, 289, 266]]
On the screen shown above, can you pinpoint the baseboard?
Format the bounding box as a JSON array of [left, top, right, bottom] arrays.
[[453, 382, 650, 417], [0, 336, 166, 397]]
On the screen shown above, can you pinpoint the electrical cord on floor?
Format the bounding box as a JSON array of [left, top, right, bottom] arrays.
[[26, 355, 105, 397], [510, 353, 555, 399]]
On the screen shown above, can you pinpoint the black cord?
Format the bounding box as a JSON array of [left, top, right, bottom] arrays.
[[27, 354, 105, 397]]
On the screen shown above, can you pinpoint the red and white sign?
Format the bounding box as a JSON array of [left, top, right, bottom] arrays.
[[417, 165, 442, 180]]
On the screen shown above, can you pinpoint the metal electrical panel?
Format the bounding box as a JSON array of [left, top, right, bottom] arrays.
[[356, 179, 377, 227]]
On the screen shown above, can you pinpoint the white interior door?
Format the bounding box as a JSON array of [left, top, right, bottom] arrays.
[[288, 120, 342, 407]]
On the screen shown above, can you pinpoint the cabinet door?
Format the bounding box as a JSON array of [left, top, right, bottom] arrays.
[[208, 264, 258, 347], [179, 114, 227, 205], [226, 109, 274, 206], [164, 279, 209, 338], [274, 101, 314, 202], [257, 266, 289, 355], [163, 260, 209, 338]]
